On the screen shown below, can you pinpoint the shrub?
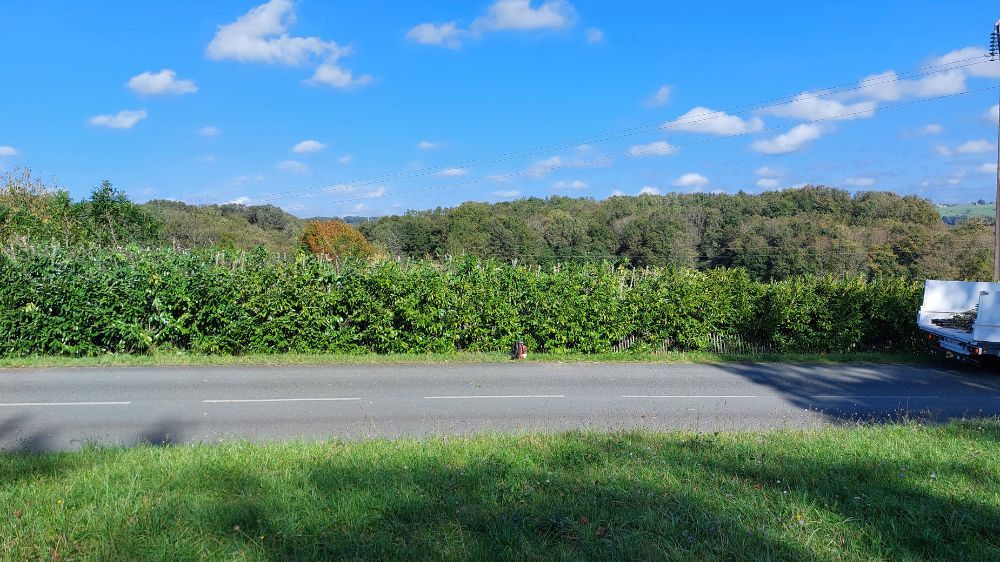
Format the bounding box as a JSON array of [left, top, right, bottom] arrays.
[[0, 246, 923, 357]]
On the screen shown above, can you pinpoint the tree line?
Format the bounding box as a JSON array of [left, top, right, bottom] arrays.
[[358, 188, 993, 281], [2, 166, 993, 281]]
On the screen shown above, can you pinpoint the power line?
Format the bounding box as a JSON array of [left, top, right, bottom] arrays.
[[231, 55, 997, 206], [283, 86, 999, 210]]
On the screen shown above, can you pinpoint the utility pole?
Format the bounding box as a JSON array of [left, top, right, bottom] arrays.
[[991, 20, 1000, 281]]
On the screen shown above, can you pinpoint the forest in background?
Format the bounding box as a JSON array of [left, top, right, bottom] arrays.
[[1, 166, 993, 282]]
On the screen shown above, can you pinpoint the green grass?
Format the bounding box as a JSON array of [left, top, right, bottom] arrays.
[[2, 423, 998, 560], [0, 350, 933, 369], [938, 203, 996, 220]]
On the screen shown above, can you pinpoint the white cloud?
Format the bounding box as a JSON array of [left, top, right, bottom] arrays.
[[199, 126, 220, 137], [437, 167, 467, 177], [417, 140, 441, 150], [610, 190, 626, 197], [226, 196, 251, 205], [525, 153, 604, 178], [277, 159, 309, 174], [409, 0, 577, 48], [553, 179, 587, 190], [127, 69, 197, 95], [955, 140, 995, 154], [665, 106, 764, 135], [233, 174, 265, 184], [671, 173, 709, 188], [977, 163, 998, 174], [323, 183, 356, 194], [292, 139, 326, 154], [197, 154, 217, 164], [934, 144, 953, 157], [903, 123, 944, 138], [0, 146, 20, 157], [527, 155, 563, 177], [931, 47, 1000, 79], [755, 178, 779, 189], [628, 140, 677, 157], [645, 84, 671, 107], [305, 61, 373, 89], [638, 186, 661, 195], [207, 0, 369, 89], [338, 155, 353, 164], [761, 92, 876, 121], [988, 104, 1000, 121], [853, 46, 997, 106], [585, 27, 604, 44], [89, 109, 147, 129], [406, 22, 464, 48], [207, 0, 337, 65], [472, 0, 576, 32], [493, 190, 521, 198], [858, 69, 966, 101], [755, 166, 780, 177], [844, 176, 876, 187], [365, 187, 387, 197], [751, 123, 824, 155]]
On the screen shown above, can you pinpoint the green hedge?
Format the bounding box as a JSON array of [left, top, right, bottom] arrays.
[[0, 246, 923, 357]]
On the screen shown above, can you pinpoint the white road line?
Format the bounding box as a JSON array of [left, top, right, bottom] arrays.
[[424, 395, 565, 400], [203, 398, 362, 403], [0, 401, 131, 407], [621, 395, 757, 399]]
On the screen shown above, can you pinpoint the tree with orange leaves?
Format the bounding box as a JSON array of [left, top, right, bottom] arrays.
[[300, 219, 377, 259]]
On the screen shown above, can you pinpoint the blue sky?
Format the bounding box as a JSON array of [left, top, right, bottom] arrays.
[[1, 0, 999, 217]]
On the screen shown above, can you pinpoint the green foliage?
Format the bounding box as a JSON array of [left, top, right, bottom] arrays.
[[0, 167, 83, 245], [143, 200, 305, 254], [0, 246, 923, 358], [79, 180, 161, 247], [359, 187, 989, 281], [3, 169, 991, 282], [1, 170, 160, 249]]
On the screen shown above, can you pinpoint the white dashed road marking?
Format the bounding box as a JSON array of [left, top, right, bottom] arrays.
[[0, 401, 131, 407], [424, 395, 566, 400], [203, 398, 362, 403]]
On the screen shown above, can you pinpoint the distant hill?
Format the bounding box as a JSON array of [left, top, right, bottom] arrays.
[[142, 201, 377, 253], [303, 215, 374, 226], [937, 203, 995, 225], [143, 200, 306, 254]]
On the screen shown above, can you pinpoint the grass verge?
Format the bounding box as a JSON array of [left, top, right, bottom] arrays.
[[0, 350, 934, 369], [2, 422, 998, 560]]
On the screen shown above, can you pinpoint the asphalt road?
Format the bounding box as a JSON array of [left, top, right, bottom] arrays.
[[2, 362, 999, 452]]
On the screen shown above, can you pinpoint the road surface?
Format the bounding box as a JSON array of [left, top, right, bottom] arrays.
[[2, 362, 999, 451]]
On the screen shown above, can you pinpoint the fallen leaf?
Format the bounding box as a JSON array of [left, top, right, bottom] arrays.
[[596, 526, 606, 537], [14, 510, 23, 519], [579, 516, 589, 526]]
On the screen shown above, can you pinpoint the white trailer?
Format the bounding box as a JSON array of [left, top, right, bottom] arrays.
[[918, 280, 1000, 361]]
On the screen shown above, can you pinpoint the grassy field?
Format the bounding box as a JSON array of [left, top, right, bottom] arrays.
[[0, 350, 934, 369], [2, 423, 998, 560], [938, 203, 996, 221]]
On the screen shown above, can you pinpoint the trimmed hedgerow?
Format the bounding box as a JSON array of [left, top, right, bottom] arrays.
[[0, 246, 923, 357]]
